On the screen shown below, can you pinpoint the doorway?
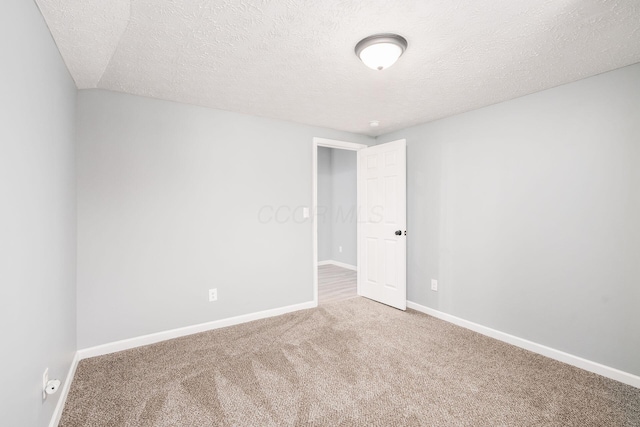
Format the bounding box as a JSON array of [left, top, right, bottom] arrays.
[[312, 137, 407, 309], [317, 145, 357, 304], [312, 138, 367, 306]]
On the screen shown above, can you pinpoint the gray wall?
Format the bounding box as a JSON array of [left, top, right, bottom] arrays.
[[76, 90, 373, 349], [330, 149, 357, 266], [317, 148, 357, 266], [0, 1, 77, 426], [377, 63, 640, 375], [317, 147, 333, 261]]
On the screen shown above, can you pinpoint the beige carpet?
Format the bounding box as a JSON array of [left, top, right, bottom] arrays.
[[60, 298, 639, 426]]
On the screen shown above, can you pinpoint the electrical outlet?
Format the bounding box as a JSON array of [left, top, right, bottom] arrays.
[[339, 246, 343, 253], [42, 368, 49, 400], [431, 279, 438, 291], [208, 288, 217, 302]]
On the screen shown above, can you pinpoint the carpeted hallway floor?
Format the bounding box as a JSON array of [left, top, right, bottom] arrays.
[[60, 298, 640, 426]]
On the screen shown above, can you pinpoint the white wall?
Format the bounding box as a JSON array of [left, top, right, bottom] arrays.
[[0, 1, 77, 426], [377, 63, 640, 375], [76, 90, 373, 349]]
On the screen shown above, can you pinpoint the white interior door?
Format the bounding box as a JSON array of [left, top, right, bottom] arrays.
[[357, 139, 407, 310]]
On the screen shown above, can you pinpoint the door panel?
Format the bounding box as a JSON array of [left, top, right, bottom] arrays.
[[357, 140, 407, 310]]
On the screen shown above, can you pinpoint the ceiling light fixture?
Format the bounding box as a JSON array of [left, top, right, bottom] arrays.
[[355, 33, 408, 71], [369, 120, 380, 127]]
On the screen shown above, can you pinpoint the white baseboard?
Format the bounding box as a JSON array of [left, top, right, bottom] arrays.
[[406, 301, 640, 389], [317, 260, 357, 271], [49, 351, 80, 427], [78, 301, 316, 360]]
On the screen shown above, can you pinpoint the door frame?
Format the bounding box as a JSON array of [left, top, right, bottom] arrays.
[[312, 137, 368, 306]]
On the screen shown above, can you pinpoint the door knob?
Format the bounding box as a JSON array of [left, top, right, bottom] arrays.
[[395, 230, 402, 236]]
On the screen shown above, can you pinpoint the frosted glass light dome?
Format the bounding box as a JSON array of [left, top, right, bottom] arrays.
[[355, 34, 408, 71]]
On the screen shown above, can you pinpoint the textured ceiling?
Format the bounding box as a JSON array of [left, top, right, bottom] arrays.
[[36, 0, 640, 136]]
